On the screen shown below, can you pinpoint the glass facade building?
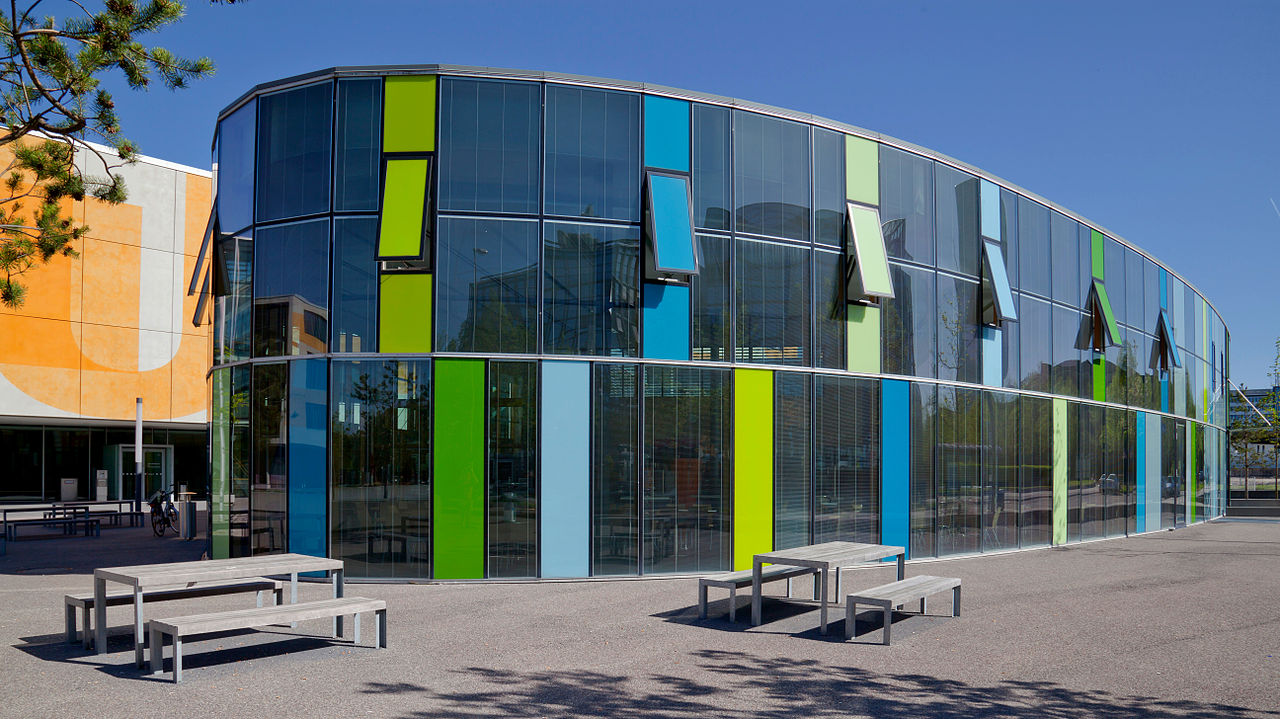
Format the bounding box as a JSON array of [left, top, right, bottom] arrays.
[[206, 66, 1230, 578]]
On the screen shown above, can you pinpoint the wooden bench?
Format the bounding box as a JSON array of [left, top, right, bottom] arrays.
[[844, 575, 961, 644], [5, 516, 100, 541], [699, 564, 820, 621], [148, 596, 387, 683], [64, 577, 285, 649]]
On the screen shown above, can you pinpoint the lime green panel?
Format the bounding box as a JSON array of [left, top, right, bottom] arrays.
[[1188, 424, 1197, 524], [849, 204, 894, 297], [847, 304, 881, 374], [378, 158, 429, 257], [379, 273, 432, 353], [733, 368, 773, 571], [1093, 357, 1105, 402], [383, 75, 436, 153], [1052, 398, 1067, 545], [845, 135, 879, 205], [433, 358, 486, 579], [1091, 229, 1105, 280]]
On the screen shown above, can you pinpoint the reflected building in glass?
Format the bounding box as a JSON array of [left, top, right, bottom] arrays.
[[204, 66, 1231, 579]]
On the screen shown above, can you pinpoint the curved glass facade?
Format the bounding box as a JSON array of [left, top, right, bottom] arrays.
[[208, 67, 1230, 579]]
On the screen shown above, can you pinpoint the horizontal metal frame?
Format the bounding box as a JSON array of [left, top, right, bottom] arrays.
[[210, 64, 1226, 332]]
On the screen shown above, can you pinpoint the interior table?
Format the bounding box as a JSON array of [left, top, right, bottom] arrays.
[[750, 541, 905, 634]]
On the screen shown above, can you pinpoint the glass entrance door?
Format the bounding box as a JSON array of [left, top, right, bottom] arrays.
[[121, 446, 172, 500]]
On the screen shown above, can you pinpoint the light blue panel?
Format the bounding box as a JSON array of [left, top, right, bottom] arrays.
[[1144, 412, 1162, 531], [644, 95, 690, 172], [649, 174, 697, 272], [1135, 413, 1146, 533], [288, 358, 328, 563], [1161, 378, 1170, 413], [881, 379, 910, 558], [642, 282, 690, 360], [980, 179, 1000, 241], [540, 361, 591, 578], [981, 326, 1002, 387]]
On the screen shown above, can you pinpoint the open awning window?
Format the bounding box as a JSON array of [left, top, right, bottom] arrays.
[[643, 171, 699, 280], [378, 156, 432, 261], [188, 206, 216, 296], [1082, 278, 1122, 352], [981, 239, 1017, 325], [1152, 309, 1183, 371], [845, 201, 894, 303]]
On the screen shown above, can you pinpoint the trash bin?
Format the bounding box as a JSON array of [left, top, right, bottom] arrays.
[[60, 477, 77, 502], [180, 501, 197, 540]]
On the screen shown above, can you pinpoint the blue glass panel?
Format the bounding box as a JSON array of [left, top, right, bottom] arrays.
[[648, 174, 697, 273], [980, 179, 1000, 241], [256, 82, 333, 222], [881, 379, 910, 557], [289, 358, 328, 563], [253, 219, 330, 357], [1135, 412, 1146, 533], [642, 283, 690, 360], [982, 327, 1002, 387], [540, 361, 590, 578], [545, 85, 640, 221], [217, 98, 256, 234], [644, 95, 689, 172]]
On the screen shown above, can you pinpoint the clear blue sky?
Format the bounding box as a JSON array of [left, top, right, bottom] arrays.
[[111, 0, 1280, 387]]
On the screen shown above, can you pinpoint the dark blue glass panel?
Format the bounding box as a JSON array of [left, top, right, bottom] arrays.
[[813, 128, 845, 247], [814, 250, 845, 370], [440, 78, 540, 214], [935, 164, 980, 277], [334, 79, 382, 212], [251, 362, 288, 554], [591, 363, 639, 576], [543, 221, 640, 357], [691, 234, 731, 362], [256, 82, 333, 222], [1050, 211, 1080, 306], [214, 230, 253, 364], [435, 217, 539, 353], [774, 372, 811, 549], [883, 263, 937, 377], [692, 104, 730, 231], [331, 217, 378, 352], [814, 375, 880, 544], [488, 361, 538, 578], [735, 239, 810, 366], [1017, 196, 1050, 298], [545, 85, 640, 221], [734, 111, 810, 241], [880, 146, 934, 264], [217, 99, 256, 234], [253, 218, 330, 357]]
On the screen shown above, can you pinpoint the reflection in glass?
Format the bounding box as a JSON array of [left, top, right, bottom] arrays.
[[1050, 212, 1080, 306], [253, 219, 330, 357], [440, 78, 540, 214], [935, 165, 980, 277], [691, 234, 731, 362], [814, 250, 845, 370], [1000, 188, 1019, 288], [937, 386, 980, 556], [936, 274, 981, 383], [214, 231, 253, 364], [643, 366, 730, 573], [814, 375, 880, 544], [981, 391, 1019, 551], [774, 372, 811, 549], [435, 217, 539, 353], [256, 82, 333, 222], [734, 110, 810, 241], [331, 217, 377, 352], [1161, 417, 1184, 528], [334, 78, 382, 211], [330, 359, 431, 579], [217, 98, 256, 233], [592, 363, 639, 576], [1052, 305, 1084, 399], [251, 363, 288, 555], [910, 383, 937, 558], [1017, 197, 1050, 298], [229, 366, 252, 557], [544, 222, 639, 356], [545, 86, 640, 221], [1018, 395, 1052, 548], [488, 361, 538, 578], [735, 240, 810, 365], [879, 146, 934, 264], [813, 128, 845, 246], [692, 104, 731, 231], [883, 263, 937, 377]]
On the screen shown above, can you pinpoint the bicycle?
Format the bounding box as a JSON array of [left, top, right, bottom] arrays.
[[149, 490, 179, 536]]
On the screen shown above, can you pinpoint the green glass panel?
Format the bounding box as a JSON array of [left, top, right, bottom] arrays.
[[844, 135, 878, 206], [733, 368, 773, 570], [1093, 357, 1106, 402], [432, 358, 486, 578], [847, 202, 894, 299], [847, 304, 881, 373], [1091, 229, 1105, 280], [210, 368, 230, 559], [378, 158, 429, 258], [379, 273, 432, 352], [383, 75, 436, 153], [1052, 398, 1067, 545]]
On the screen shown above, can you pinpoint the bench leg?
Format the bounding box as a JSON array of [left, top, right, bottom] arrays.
[[173, 637, 182, 683], [93, 577, 106, 654], [353, 612, 361, 645], [921, 596, 927, 615], [82, 605, 92, 650], [785, 577, 791, 598], [256, 590, 264, 608], [698, 583, 707, 620], [376, 608, 387, 648], [882, 606, 892, 645], [953, 586, 961, 617], [728, 587, 737, 623], [149, 625, 162, 676], [134, 587, 146, 668], [845, 601, 857, 640], [65, 604, 76, 644], [332, 568, 345, 638], [274, 587, 283, 606], [819, 569, 830, 635], [835, 567, 842, 599]]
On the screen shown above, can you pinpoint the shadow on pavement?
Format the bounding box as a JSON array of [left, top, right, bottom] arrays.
[[359, 649, 1279, 719]]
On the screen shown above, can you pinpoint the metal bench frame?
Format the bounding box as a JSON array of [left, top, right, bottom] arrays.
[[699, 565, 825, 621], [845, 575, 961, 644], [5, 516, 100, 541]]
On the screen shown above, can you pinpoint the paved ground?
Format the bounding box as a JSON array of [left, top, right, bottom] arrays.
[[1, 518, 1278, 718]]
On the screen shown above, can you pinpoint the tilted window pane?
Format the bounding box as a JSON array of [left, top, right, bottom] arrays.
[[935, 164, 980, 277], [253, 219, 329, 357], [217, 98, 256, 233], [334, 79, 382, 211], [814, 375, 880, 544], [378, 158, 430, 259], [545, 85, 640, 221], [642, 365, 730, 573], [691, 234, 731, 362], [981, 240, 1017, 323], [879, 146, 934, 264], [882, 263, 937, 378], [735, 239, 810, 366], [774, 372, 811, 550], [543, 222, 640, 357], [1016, 196, 1050, 297], [251, 362, 288, 555], [256, 82, 333, 222], [692, 104, 731, 231], [813, 127, 845, 247], [645, 173, 698, 275], [814, 250, 845, 370], [439, 78, 540, 214], [331, 217, 378, 353], [1090, 280, 1121, 347], [435, 217, 539, 353], [937, 274, 982, 384], [488, 361, 538, 578], [734, 110, 810, 241], [592, 363, 639, 576], [846, 202, 894, 300]]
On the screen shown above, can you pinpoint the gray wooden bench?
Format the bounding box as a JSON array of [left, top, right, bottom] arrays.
[[65, 578, 284, 648], [5, 516, 100, 541], [844, 575, 961, 644], [699, 564, 819, 621], [148, 596, 387, 683]]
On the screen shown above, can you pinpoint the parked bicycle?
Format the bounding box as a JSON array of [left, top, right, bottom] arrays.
[[149, 490, 179, 536]]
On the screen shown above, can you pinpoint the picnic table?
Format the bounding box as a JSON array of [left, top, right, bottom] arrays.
[[93, 553, 344, 667], [750, 541, 906, 634]]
